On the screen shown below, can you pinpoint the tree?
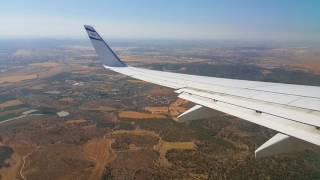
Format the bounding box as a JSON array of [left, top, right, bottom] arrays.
[[101, 166, 114, 180]]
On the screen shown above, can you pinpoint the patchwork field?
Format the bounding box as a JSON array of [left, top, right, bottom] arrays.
[[0, 40, 319, 179], [169, 99, 189, 117], [118, 111, 166, 120], [83, 138, 116, 180], [144, 106, 168, 114], [154, 139, 197, 167], [0, 100, 24, 109], [65, 119, 88, 125], [81, 106, 116, 112], [0, 74, 38, 84]]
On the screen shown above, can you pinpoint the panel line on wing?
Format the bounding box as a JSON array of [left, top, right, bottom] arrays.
[[178, 92, 320, 146], [111, 66, 320, 112], [178, 88, 320, 127], [128, 67, 320, 99]]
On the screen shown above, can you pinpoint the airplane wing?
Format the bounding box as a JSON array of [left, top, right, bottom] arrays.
[[84, 25, 320, 157]]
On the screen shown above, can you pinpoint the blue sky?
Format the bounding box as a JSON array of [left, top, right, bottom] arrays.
[[0, 0, 319, 41]]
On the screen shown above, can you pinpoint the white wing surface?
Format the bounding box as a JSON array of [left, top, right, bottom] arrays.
[[84, 25, 320, 157]]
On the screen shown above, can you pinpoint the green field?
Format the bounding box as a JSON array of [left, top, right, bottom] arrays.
[[0, 113, 21, 122], [0, 146, 13, 168]]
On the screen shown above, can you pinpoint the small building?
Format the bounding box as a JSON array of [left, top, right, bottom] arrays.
[[57, 111, 70, 118]]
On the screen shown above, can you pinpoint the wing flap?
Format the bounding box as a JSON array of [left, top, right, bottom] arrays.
[[255, 133, 315, 158], [177, 88, 320, 127], [178, 92, 320, 146], [177, 105, 217, 122]]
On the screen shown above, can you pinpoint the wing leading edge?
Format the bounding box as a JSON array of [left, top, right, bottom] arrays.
[[84, 25, 320, 157]]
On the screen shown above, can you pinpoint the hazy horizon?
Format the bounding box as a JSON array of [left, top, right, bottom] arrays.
[[0, 0, 319, 42], [1, 37, 320, 49]]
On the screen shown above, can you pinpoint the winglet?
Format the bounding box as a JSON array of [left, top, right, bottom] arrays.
[[84, 25, 126, 67]]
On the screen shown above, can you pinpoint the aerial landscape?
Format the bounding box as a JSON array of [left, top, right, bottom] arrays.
[[1, 0, 320, 179], [0, 39, 319, 179]]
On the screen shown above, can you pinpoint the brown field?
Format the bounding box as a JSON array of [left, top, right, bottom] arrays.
[[118, 111, 166, 120], [127, 79, 148, 84], [148, 87, 173, 96], [83, 138, 116, 180], [29, 62, 60, 68], [0, 99, 24, 109], [0, 74, 38, 84], [81, 106, 116, 112], [65, 119, 88, 125], [28, 84, 47, 90], [27, 62, 70, 80], [0, 62, 67, 85], [22, 144, 92, 179], [256, 48, 320, 74], [108, 129, 160, 178], [0, 153, 21, 180], [36, 64, 67, 79], [59, 97, 75, 104], [111, 129, 159, 137], [111, 129, 196, 168], [169, 99, 189, 117], [154, 140, 197, 167], [96, 84, 113, 91], [145, 106, 168, 115], [119, 55, 141, 62], [70, 65, 99, 74], [81, 124, 97, 130], [0, 142, 36, 180]]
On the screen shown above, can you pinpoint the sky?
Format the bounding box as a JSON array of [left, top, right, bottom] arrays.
[[0, 0, 319, 41]]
